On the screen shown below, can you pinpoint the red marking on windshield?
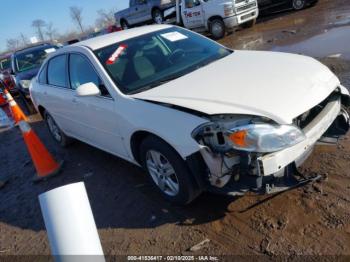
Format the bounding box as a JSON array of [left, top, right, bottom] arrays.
[[106, 44, 127, 65]]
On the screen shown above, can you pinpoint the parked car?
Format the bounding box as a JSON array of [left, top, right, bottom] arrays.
[[115, 0, 176, 29], [0, 53, 12, 73], [30, 25, 350, 204], [10, 43, 59, 111], [0, 53, 16, 94], [258, 0, 318, 15]]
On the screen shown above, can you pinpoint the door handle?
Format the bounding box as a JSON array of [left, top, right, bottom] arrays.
[[72, 98, 78, 103]]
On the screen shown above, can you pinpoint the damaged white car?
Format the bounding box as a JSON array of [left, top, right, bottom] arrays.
[[30, 25, 350, 204]]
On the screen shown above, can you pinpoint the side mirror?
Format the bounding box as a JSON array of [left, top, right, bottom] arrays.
[[76, 82, 101, 97]]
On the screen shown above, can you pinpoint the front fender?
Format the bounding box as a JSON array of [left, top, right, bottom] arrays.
[[117, 97, 209, 160]]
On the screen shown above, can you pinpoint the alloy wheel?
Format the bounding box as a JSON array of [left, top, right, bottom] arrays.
[[293, 0, 305, 10], [153, 10, 163, 24], [146, 150, 179, 196], [47, 115, 62, 142]]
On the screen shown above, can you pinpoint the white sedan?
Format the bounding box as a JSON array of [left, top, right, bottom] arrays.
[[30, 25, 350, 204]]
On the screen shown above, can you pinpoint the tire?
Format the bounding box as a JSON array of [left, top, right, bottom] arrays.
[[44, 111, 72, 147], [121, 20, 129, 30], [241, 18, 256, 29], [210, 18, 225, 40], [292, 0, 306, 10], [139, 136, 201, 205], [152, 8, 164, 24]]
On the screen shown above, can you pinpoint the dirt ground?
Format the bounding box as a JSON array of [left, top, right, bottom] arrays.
[[1, 0, 350, 258]]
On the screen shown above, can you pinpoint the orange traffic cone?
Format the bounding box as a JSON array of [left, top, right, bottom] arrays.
[[3, 89, 28, 123], [0, 91, 12, 119], [18, 120, 63, 182]]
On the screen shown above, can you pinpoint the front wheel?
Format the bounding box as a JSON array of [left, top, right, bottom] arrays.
[[140, 136, 201, 205], [292, 0, 306, 10], [210, 19, 226, 40], [152, 8, 164, 24]]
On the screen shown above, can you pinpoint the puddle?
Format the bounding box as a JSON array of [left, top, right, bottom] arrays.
[[330, 15, 350, 26], [271, 26, 350, 59]]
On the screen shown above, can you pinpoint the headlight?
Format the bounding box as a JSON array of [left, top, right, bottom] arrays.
[[20, 80, 31, 89], [224, 4, 234, 16], [226, 124, 306, 153]]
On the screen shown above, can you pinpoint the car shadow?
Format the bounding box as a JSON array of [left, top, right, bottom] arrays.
[[0, 119, 239, 232]]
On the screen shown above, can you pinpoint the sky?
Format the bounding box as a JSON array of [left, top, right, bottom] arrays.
[[0, 0, 129, 52]]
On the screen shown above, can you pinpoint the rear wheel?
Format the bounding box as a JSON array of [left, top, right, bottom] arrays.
[[210, 18, 225, 40], [140, 136, 201, 205], [45, 111, 72, 147], [152, 8, 164, 24], [292, 0, 306, 10]]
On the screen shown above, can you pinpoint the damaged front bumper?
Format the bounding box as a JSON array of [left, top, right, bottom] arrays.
[[190, 92, 350, 196], [259, 93, 345, 177]]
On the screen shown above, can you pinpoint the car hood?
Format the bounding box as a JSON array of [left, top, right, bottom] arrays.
[[131, 50, 340, 124], [16, 67, 40, 81]]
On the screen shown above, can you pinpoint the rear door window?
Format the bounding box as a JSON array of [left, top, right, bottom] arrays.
[[47, 55, 67, 88]]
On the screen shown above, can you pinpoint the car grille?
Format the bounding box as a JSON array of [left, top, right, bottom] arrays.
[[235, 0, 248, 4], [294, 91, 340, 130], [236, 2, 257, 13]]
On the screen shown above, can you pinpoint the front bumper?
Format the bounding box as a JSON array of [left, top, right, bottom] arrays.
[[259, 95, 343, 176], [223, 8, 258, 29], [193, 91, 349, 196]]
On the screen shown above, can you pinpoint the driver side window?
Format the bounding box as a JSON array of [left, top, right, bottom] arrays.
[[69, 53, 110, 97], [185, 0, 201, 8]]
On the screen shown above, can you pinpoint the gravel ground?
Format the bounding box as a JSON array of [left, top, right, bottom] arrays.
[[1, 0, 350, 258]]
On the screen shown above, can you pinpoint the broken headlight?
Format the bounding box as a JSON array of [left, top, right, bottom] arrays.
[[226, 124, 306, 153]]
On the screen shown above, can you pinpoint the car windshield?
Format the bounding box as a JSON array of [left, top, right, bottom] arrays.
[[15, 46, 57, 73], [94, 27, 232, 94], [0, 57, 11, 71]]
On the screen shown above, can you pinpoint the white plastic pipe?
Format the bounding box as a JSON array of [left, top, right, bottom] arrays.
[[39, 182, 105, 261]]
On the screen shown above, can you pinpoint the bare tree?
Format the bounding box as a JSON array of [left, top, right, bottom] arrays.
[[32, 19, 46, 41], [6, 38, 20, 51], [19, 33, 29, 46], [95, 8, 117, 29], [70, 6, 84, 33], [46, 22, 58, 41]]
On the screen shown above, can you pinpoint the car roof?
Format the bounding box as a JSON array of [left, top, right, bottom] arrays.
[[73, 24, 173, 51]]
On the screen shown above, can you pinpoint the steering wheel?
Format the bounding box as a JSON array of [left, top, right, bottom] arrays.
[[168, 49, 186, 64]]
